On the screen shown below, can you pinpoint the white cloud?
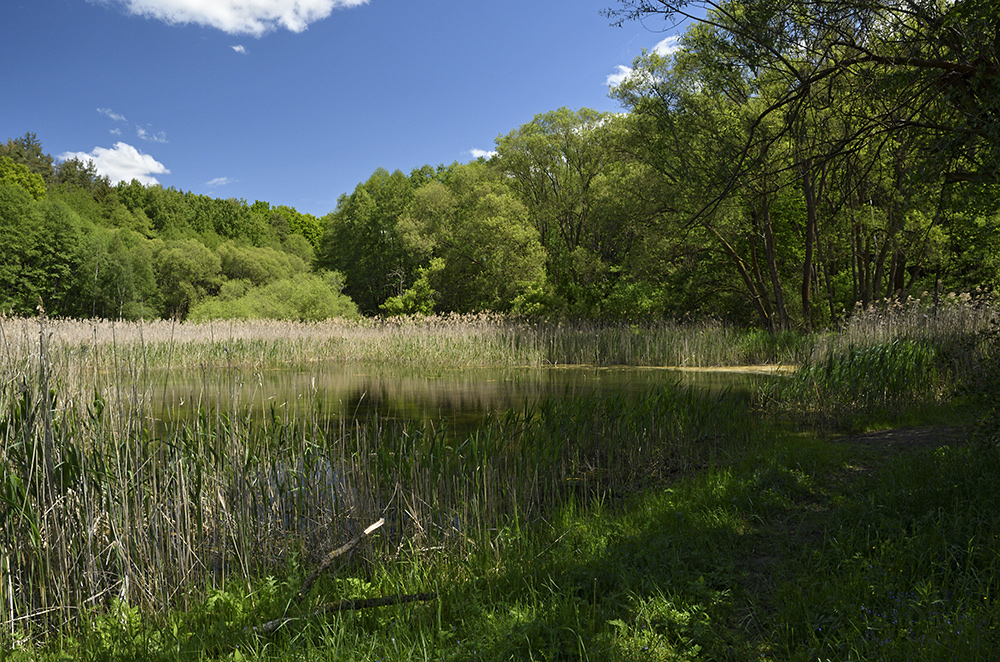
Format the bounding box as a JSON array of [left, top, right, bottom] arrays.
[[206, 176, 235, 187], [102, 0, 370, 36], [608, 36, 683, 89], [97, 107, 127, 122], [110, 128, 123, 136], [136, 125, 168, 143], [653, 35, 682, 57], [606, 65, 632, 88], [231, 44, 247, 54], [469, 148, 497, 160], [58, 142, 170, 185]]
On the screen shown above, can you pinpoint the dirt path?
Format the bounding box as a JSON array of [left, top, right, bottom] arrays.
[[836, 424, 968, 452], [830, 425, 969, 477]]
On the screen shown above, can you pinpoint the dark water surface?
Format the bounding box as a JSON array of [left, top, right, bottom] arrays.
[[157, 362, 779, 435]]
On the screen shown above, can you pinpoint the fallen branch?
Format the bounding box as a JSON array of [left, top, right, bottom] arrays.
[[249, 593, 438, 635], [242, 518, 392, 637], [318, 592, 438, 613], [243, 518, 438, 637], [296, 518, 384, 605]]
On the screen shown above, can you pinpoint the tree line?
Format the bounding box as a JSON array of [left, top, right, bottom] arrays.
[[0, 133, 354, 321], [2, 0, 998, 327]]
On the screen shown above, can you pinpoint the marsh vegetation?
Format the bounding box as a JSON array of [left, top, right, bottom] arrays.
[[1, 298, 998, 660]]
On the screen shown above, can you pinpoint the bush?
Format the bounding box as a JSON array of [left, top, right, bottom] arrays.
[[188, 271, 359, 321]]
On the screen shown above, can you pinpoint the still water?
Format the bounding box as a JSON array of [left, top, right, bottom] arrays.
[[157, 362, 781, 435]]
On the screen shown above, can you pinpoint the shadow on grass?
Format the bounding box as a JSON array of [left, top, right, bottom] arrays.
[[432, 434, 852, 661], [438, 421, 1000, 662]]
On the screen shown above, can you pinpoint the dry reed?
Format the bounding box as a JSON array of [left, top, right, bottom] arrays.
[[1, 300, 995, 636]]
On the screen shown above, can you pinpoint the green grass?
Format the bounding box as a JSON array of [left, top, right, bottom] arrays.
[[770, 440, 1000, 660], [2, 306, 999, 660], [7, 413, 999, 660], [20, 424, 997, 661]]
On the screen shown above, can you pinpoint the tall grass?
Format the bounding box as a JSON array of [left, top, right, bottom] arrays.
[[770, 338, 944, 430], [0, 317, 764, 636], [764, 294, 998, 430], [1, 297, 995, 642], [0, 314, 812, 377]]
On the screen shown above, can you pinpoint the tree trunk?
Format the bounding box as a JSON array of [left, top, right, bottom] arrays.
[[800, 163, 818, 329], [757, 192, 789, 330]]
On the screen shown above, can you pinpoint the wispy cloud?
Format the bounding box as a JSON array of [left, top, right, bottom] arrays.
[[607, 36, 683, 88], [97, 107, 127, 122], [606, 65, 632, 88], [58, 142, 170, 185], [653, 35, 682, 57], [136, 125, 168, 143], [110, 127, 123, 136], [206, 176, 236, 187], [469, 148, 497, 160], [232, 44, 247, 54], [102, 0, 370, 36]]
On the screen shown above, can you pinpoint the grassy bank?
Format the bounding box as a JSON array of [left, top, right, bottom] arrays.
[[8, 413, 997, 661], [2, 301, 998, 659]]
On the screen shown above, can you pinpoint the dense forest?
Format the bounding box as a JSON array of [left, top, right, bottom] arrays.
[[2, 1, 998, 328]]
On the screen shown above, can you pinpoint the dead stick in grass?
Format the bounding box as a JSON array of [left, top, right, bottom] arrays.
[[296, 518, 384, 605], [245, 518, 395, 637], [251, 593, 438, 635]]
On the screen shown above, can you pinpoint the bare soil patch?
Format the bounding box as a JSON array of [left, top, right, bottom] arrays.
[[836, 424, 968, 455]]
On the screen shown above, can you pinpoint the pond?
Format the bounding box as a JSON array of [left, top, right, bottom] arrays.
[[156, 362, 784, 436]]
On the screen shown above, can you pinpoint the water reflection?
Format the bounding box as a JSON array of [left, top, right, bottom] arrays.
[[156, 362, 779, 434]]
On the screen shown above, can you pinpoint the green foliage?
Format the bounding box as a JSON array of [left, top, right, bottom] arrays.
[[941, 210, 1000, 293], [281, 232, 315, 265], [0, 133, 54, 185], [0, 183, 35, 309], [494, 108, 621, 314], [0, 156, 46, 201], [380, 258, 442, 316], [23, 198, 88, 314], [398, 162, 547, 312], [78, 228, 160, 319], [54, 156, 106, 193], [0, 186, 87, 315], [318, 168, 423, 314], [275, 204, 324, 249], [217, 241, 307, 286], [154, 238, 223, 319], [188, 270, 359, 321]]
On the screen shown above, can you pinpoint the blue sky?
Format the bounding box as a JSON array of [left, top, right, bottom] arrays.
[[2, 0, 685, 217]]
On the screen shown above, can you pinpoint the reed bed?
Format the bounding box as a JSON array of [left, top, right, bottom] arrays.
[[3, 294, 995, 382], [818, 292, 999, 358], [0, 317, 762, 636], [770, 338, 944, 430], [2, 299, 996, 641], [761, 294, 1000, 429], [0, 313, 814, 385]]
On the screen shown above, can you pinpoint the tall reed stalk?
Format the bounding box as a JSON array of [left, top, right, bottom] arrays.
[[0, 316, 766, 636], [1, 299, 995, 636]]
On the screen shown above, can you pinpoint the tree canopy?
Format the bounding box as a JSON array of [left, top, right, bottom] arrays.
[[605, 0, 1000, 186], [5, 27, 999, 332]]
